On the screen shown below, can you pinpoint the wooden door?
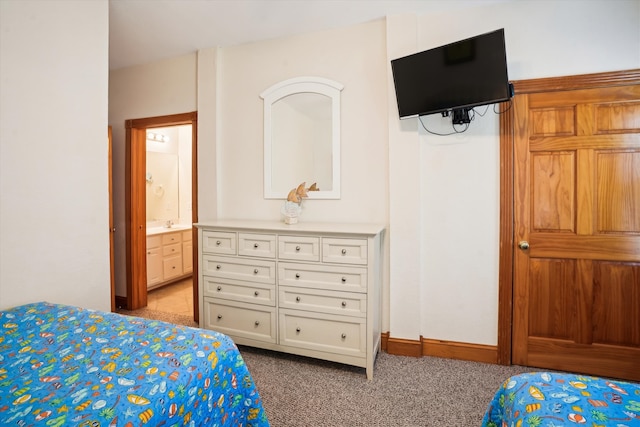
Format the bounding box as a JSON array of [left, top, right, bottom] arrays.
[[125, 124, 148, 310], [109, 126, 116, 311], [512, 81, 640, 381]]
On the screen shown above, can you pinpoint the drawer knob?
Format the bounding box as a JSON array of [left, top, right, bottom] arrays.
[[341, 333, 347, 339], [217, 315, 222, 320], [217, 286, 222, 291], [295, 245, 301, 251], [341, 277, 346, 283], [296, 327, 301, 333], [296, 296, 301, 302], [172, 266, 176, 269], [254, 268, 259, 274], [254, 291, 259, 297], [341, 301, 347, 307], [295, 273, 300, 279], [254, 243, 259, 248], [216, 240, 221, 246], [254, 321, 260, 326], [216, 265, 221, 270], [341, 249, 347, 255]]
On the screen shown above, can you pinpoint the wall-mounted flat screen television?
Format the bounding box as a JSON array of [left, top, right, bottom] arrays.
[[391, 29, 511, 120]]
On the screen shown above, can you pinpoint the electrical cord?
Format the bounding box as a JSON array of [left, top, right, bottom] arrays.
[[418, 99, 513, 136]]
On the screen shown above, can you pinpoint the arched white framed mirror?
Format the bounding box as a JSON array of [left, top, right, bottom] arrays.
[[261, 76, 343, 199]]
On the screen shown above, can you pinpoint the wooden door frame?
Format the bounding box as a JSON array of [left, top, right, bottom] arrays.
[[109, 126, 116, 312], [497, 69, 640, 365], [125, 112, 199, 321]]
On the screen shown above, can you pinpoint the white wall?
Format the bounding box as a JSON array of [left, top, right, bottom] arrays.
[[109, 54, 197, 296], [106, 0, 639, 349], [214, 21, 389, 225], [0, 0, 110, 310], [388, 0, 640, 344], [207, 20, 390, 327]]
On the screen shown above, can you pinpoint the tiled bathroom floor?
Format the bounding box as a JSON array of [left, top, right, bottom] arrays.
[[147, 277, 194, 316]]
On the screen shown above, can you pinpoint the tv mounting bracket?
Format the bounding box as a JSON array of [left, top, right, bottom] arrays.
[[451, 107, 472, 125]]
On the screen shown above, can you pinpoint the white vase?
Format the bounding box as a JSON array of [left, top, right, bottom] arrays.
[[281, 201, 302, 224]]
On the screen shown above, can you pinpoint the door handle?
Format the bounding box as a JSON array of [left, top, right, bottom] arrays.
[[518, 240, 530, 250]]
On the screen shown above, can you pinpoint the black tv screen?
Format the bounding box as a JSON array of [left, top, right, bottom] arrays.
[[391, 29, 510, 119]]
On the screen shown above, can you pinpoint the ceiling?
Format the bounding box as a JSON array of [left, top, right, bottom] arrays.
[[108, 0, 510, 70]]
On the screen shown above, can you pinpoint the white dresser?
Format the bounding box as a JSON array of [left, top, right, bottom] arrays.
[[196, 220, 385, 379]]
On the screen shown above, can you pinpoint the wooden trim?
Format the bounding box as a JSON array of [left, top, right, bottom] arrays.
[[128, 112, 197, 128], [191, 117, 199, 323], [108, 126, 116, 312], [422, 339, 497, 365], [125, 126, 147, 310], [125, 112, 198, 312], [512, 69, 640, 94], [385, 335, 423, 358], [382, 332, 498, 364], [497, 101, 514, 365], [380, 332, 389, 352], [124, 124, 133, 310], [497, 68, 640, 366]]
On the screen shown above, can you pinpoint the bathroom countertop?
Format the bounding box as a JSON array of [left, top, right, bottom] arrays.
[[146, 224, 193, 236]]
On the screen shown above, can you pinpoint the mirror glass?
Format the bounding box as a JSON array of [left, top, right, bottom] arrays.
[[271, 93, 332, 192], [146, 152, 179, 221], [262, 77, 343, 199], [145, 125, 192, 224]]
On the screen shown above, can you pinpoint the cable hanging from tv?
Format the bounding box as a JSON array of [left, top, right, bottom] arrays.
[[418, 99, 513, 136]]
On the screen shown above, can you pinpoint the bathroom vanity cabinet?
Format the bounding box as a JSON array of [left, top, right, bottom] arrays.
[[196, 220, 385, 379], [146, 227, 193, 289]]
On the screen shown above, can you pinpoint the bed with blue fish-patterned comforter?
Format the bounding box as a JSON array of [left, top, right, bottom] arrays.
[[0, 302, 269, 426], [482, 371, 640, 426]]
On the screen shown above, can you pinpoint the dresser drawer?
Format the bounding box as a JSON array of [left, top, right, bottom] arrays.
[[203, 277, 275, 306], [279, 262, 367, 293], [202, 231, 237, 255], [278, 235, 320, 262], [203, 299, 276, 344], [238, 233, 276, 258], [202, 255, 276, 284], [279, 309, 365, 357], [162, 232, 182, 245], [322, 238, 368, 265], [182, 229, 192, 242], [162, 242, 181, 257], [279, 286, 365, 317]]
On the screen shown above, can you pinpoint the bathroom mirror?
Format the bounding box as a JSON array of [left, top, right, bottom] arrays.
[[146, 152, 179, 221], [145, 125, 192, 224], [261, 77, 343, 199]]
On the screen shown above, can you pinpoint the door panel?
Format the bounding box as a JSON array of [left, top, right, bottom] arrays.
[[513, 84, 640, 381]]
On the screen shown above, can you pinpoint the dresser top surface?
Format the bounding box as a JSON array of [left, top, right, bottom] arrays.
[[195, 219, 385, 236]]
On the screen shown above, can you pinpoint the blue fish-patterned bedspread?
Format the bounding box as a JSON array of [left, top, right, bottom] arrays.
[[482, 372, 640, 426], [0, 302, 269, 426]]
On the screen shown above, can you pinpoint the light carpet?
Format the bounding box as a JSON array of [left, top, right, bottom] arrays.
[[116, 308, 532, 426]]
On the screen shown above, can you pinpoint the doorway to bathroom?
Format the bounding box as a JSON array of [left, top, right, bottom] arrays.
[[124, 112, 199, 323]]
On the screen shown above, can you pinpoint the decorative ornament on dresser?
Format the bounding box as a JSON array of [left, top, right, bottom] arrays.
[[281, 182, 319, 224]]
